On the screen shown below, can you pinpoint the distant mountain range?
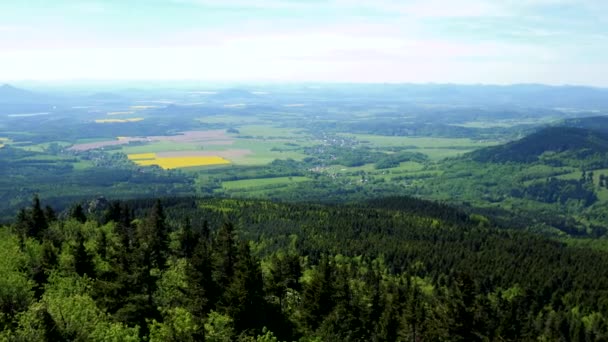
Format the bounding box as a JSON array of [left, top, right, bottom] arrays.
[[0, 84, 42, 103], [2, 83, 608, 108], [207, 88, 263, 101]]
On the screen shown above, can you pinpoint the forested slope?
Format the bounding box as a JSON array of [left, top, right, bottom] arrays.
[[469, 126, 608, 164], [1, 196, 608, 341]]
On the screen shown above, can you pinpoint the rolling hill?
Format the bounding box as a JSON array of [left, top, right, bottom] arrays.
[[0, 84, 42, 103], [469, 126, 608, 163]]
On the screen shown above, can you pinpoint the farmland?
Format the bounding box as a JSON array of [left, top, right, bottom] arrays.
[[129, 153, 230, 169], [1, 83, 607, 228], [222, 176, 310, 190]]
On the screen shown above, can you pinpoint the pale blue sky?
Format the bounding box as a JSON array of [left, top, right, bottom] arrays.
[[1, 0, 607, 85]]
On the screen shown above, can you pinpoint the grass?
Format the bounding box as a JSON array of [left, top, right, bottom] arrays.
[[449, 119, 545, 128], [127, 153, 156, 160], [75, 138, 113, 144], [198, 115, 264, 124], [222, 176, 310, 190], [344, 134, 494, 148], [18, 141, 72, 152], [338, 133, 498, 160], [237, 125, 307, 138], [119, 141, 213, 154], [72, 160, 95, 170], [228, 139, 308, 165], [321, 161, 428, 182]]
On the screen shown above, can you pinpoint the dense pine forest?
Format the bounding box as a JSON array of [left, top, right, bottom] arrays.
[[1, 195, 608, 341]]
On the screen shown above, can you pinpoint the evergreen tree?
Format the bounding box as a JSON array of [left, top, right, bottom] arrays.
[[70, 204, 87, 223], [14, 208, 31, 240], [73, 232, 95, 277], [300, 256, 336, 332], [30, 195, 48, 238], [178, 218, 200, 259], [187, 234, 215, 316], [377, 286, 401, 342], [32, 240, 58, 298], [317, 267, 366, 341], [44, 205, 57, 223], [117, 203, 134, 250], [267, 252, 302, 309], [222, 241, 266, 334], [102, 200, 122, 225], [136, 199, 168, 269], [215, 222, 237, 288], [447, 272, 478, 341]]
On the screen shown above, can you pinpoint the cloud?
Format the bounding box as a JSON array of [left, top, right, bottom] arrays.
[[0, 0, 606, 85]]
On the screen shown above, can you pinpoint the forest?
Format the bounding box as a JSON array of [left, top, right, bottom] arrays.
[[1, 195, 608, 341]]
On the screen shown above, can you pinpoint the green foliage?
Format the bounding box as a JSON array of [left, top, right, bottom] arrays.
[[3, 196, 608, 341], [374, 151, 428, 169], [0, 228, 34, 329], [148, 307, 202, 342], [70, 204, 87, 223], [153, 258, 191, 311], [470, 126, 608, 164], [204, 310, 234, 342]]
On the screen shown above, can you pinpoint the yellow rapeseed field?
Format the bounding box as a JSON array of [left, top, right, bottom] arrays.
[[95, 118, 144, 123], [128, 153, 230, 169]]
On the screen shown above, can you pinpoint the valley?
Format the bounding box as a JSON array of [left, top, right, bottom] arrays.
[[1, 83, 608, 238]]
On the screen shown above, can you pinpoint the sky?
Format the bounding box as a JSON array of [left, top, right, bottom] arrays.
[[1, 0, 607, 86]]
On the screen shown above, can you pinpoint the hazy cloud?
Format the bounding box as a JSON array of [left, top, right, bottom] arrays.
[[0, 0, 606, 85]]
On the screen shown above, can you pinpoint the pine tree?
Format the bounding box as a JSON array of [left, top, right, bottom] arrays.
[[215, 222, 237, 288], [137, 199, 168, 269], [223, 241, 266, 334], [31, 195, 48, 238], [14, 208, 31, 240], [188, 234, 215, 316], [267, 252, 302, 309], [117, 203, 134, 250], [377, 286, 401, 342], [102, 200, 122, 224], [74, 232, 95, 277], [44, 205, 57, 223], [32, 240, 58, 298], [301, 256, 336, 332], [97, 230, 108, 259], [179, 218, 200, 259], [70, 204, 87, 223]]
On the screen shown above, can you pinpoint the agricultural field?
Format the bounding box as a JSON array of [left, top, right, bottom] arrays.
[[341, 133, 499, 160], [128, 152, 230, 169], [221, 176, 310, 190], [1, 82, 607, 228]]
